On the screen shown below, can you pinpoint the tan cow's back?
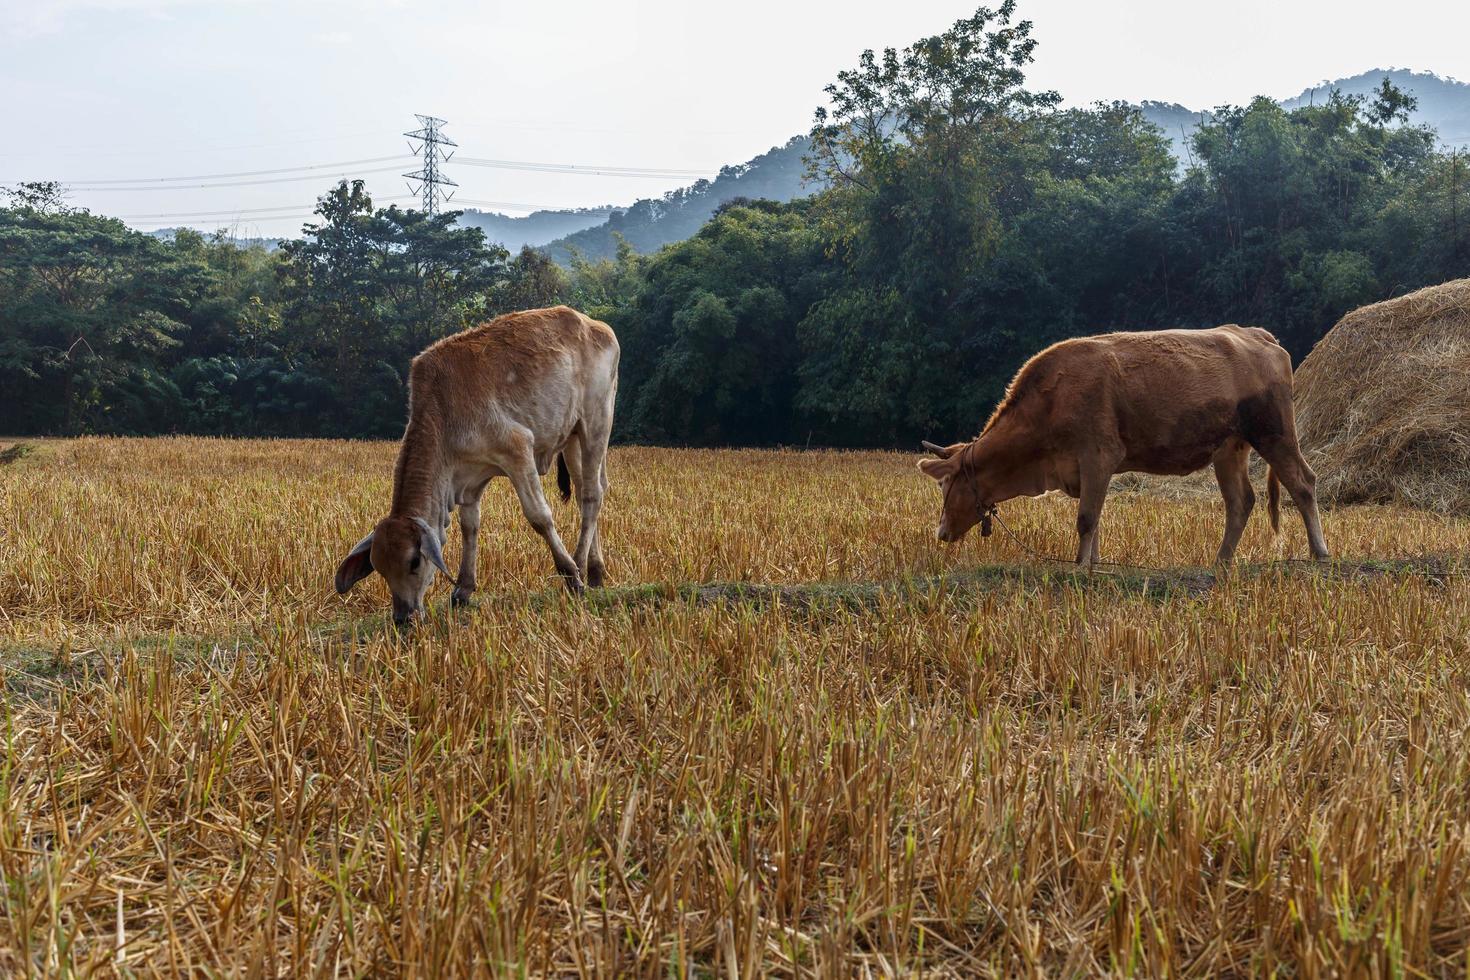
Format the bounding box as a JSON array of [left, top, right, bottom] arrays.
[[409, 306, 618, 419]]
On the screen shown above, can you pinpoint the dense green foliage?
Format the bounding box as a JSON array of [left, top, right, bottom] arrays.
[[3, 4, 1468, 444]]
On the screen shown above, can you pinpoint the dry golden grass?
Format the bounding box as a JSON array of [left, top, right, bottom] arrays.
[[2, 437, 1470, 975]]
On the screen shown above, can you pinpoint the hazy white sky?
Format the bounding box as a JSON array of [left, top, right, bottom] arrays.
[[2, 0, 1467, 237]]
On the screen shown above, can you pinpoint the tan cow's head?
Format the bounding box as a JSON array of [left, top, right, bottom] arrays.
[[917, 440, 991, 543], [334, 515, 450, 626]]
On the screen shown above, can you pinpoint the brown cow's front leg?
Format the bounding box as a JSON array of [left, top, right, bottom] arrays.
[[1212, 440, 1254, 566], [1075, 465, 1111, 572]]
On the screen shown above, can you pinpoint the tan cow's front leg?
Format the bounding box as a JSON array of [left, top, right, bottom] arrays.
[[451, 481, 489, 606]]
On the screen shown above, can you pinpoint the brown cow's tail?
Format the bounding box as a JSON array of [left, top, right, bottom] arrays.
[[1267, 468, 1281, 534], [556, 453, 572, 503]]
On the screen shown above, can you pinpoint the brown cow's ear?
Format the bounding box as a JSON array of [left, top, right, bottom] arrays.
[[335, 531, 375, 594], [917, 456, 956, 481]]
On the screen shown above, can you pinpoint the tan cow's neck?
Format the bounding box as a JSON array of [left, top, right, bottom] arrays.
[[389, 415, 447, 520]]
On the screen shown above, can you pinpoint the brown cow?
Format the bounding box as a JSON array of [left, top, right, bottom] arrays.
[[335, 306, 619, 624], [918, 325, 1329, 568]]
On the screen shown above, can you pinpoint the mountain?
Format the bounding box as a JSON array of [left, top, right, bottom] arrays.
[[1135, 101, 1211, 164], [546, 70, 1469, 265], [147, 228, 282, 250], [1282, 69, 1470, 145], [457, 206, 618, 252], [1139, 69, 1470, 161], [542, 136, 817, 263]]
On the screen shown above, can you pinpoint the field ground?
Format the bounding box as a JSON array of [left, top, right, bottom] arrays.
[[2, 437, 1470, 975]]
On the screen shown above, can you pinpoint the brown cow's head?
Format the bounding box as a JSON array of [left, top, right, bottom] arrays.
[[917, 440, 990, 543], [334, 515, 450, 626]]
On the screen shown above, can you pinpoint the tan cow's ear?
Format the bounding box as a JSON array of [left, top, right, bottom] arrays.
[[917, 456, 956, 481], [335, 531, 376, 594], [411, 517, 451, 577]]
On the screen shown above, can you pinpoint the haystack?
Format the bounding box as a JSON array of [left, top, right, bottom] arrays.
[[1294, 278, 1470, 514]]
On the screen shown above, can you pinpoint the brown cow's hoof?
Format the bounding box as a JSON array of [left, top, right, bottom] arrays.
[[451, 587, 475, 607], [587, 562, 605, 589]]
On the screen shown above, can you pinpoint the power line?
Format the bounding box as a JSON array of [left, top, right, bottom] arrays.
[[455, 197, 610, 212], [403, 114, 457, 215], [457, 156, 714, 178], [117, 195, 417, 221], [9, 154, 715, 190], [43, 155, 414, 186], [0, 128, 389, 161], [43, 165, 412, 192]]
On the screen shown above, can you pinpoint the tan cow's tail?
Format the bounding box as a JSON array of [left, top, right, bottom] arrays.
[[1267, 468, 1281, 534], [556, 453, 572, 503]]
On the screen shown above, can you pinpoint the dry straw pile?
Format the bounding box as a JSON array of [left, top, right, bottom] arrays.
[[1295, 277, 1470, 514]]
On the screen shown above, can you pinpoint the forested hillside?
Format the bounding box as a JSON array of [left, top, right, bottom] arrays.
[[457, 205, 617, 251], [1141, 68, 1470, 160], [542, 137, 816, 262], [4, 7, 1468, 445]]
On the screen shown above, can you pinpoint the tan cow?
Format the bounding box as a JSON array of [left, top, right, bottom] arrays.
[[918, 325, 1329, 568], [335, 306, 619, 624]]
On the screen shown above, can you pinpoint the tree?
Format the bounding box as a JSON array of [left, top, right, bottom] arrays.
[[489, 245, 567, 315], [798, 2, 1064, 442], [0, 202, 205, 433], [607, 200, 827, 444], [276, 180, 508, 436]]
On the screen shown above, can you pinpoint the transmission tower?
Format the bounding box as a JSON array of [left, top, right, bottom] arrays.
[[403, 114, 458, 215]]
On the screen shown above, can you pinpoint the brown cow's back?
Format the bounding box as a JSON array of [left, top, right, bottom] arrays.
[[995, 326, 1293, 477]]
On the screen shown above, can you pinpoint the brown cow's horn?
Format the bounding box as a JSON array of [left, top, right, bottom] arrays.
[[921, 440, 950, 458]]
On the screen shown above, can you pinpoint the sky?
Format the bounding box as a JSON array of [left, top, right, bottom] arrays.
[[2, 0, 1468, 238]]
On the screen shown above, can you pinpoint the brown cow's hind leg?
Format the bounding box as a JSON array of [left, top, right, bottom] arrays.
[[1252, 440, 1329, 560]]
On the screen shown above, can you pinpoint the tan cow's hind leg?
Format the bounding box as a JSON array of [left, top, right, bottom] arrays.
[[571, 424, 611, 588], [1212, 439, 1255, 566], [586, 460, 609, 587], [507, 448, 584, 594], [1254, 440, 1330, 560]]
